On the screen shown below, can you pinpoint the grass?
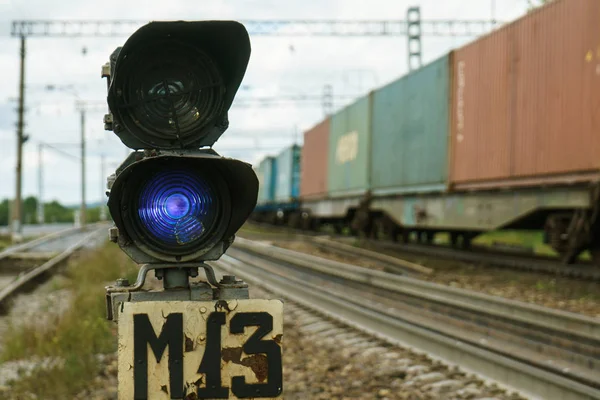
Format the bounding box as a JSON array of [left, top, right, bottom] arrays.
[[239, 223, 280, 235], [0, 241, 138, 398], [472, 230, 554, 255], [0, 234, 11, 252], [473, 230, 591, 260]]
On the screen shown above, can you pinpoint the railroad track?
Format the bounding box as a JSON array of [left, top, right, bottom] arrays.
[[217, 237, 600, 400], [357, 238, 600, 281], [207, 272, 527, 400], [242, 222, 600, 281], [0, 224, 109, 311]]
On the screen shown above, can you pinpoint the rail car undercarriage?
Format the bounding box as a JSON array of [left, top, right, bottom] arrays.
[[253, 183, 600, 266]]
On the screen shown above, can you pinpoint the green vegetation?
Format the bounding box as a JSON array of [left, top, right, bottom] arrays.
[[0, 234, 10, 251], [0, 242, 137, 398], [0, 200, 8, 227], [0, 196, 109, 226], [472, 230, 556, 256]]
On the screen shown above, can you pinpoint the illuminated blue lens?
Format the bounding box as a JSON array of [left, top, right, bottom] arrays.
[[165, 193, 190, 218], [137, 170, 219, 247]]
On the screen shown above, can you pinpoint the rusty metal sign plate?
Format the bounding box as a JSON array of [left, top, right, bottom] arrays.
[[118, 299, 283, 399]]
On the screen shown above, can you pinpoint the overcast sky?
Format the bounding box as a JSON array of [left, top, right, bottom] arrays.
[[0, 0, 530, 205]]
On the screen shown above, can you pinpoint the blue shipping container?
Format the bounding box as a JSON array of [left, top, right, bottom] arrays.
[[370, 54, 451, 195], [274, 144, 301, 202], [256, 156, 277, 205]]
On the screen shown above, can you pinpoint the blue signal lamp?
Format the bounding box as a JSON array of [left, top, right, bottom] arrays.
[[108, 149, 258, 264]]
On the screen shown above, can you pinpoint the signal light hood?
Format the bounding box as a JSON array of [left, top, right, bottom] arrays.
[[107, 21, 251, 150]]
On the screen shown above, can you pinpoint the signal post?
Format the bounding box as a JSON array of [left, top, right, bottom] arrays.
[[101, 21, 283, 399]]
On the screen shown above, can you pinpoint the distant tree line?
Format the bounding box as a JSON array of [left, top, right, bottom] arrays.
[[0, 197, 108, 226]]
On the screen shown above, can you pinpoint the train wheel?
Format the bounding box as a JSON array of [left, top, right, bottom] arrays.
[[544, 214, 571, 255], [414, 231, 422, 243], [366, 221, 377, 239], [461, 233, 472, 250], [425, 231, 435, 245], [450, 232, 459, 248], [299, 212, 311, 230], [373, 217, 387, 240], [311, 218, 322, 232], [390, 227, 401, 242], [288, 213, 300, 229]]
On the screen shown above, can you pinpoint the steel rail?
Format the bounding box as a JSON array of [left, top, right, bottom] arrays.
[[216, 254, 600, 400], [311, 235, 434, 275], [221, 239, 600, 400], [241, 222, 600, 281], [359, 238, 600, 280], [0, 226, 107, 310], [233, 237, 600, 339], [229, 245, 600, 382], [0, 223, 104, 262]]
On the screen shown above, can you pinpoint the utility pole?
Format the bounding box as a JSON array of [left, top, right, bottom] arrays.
[[37, 143, 44, 224], [80, 104, 86, 226], [36, 141, 80, 225], [12, 35, 26, 241], [293, 125, 299, 145], [322, 84, 333, 116], [407, 6, 423, 71]]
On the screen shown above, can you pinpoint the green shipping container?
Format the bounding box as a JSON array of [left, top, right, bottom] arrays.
[[370, 54, 451, 195], [328, 95, 372, 197]]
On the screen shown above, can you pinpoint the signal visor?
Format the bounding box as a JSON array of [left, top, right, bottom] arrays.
[[106, 21, 250, 149], [108, 150, 258, 264]]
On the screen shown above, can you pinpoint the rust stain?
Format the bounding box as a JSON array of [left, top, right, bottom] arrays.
[[222, 347, 269, 382], [184, 393, 199, 400], [214, 300, 231, 313], [160, 385, 168, 394], [272, 334, 283, 345], [185, 335, 194, 352]]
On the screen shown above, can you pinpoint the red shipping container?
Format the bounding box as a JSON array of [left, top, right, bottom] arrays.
[[300, 118, 330, 199], [450, 0, 600, 190]]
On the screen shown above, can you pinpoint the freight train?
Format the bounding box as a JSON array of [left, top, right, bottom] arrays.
[[252, 0, 600, 266]]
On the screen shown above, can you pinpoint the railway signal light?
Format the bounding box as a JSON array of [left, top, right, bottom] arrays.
[[104, 21, 258, 264], [103, 20, 283, 400]]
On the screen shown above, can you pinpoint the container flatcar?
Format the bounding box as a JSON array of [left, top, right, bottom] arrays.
[[255, 0, 600, 265], [368, 0, 600, 263]]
